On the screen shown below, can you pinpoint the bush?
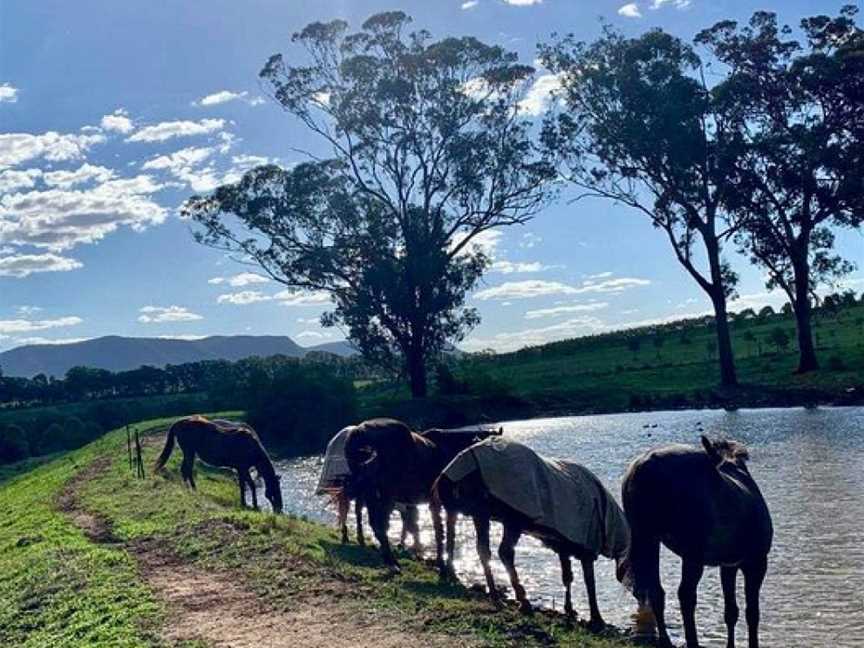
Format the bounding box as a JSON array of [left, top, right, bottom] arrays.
[[828, 355, 847, 371], [435, 363, 469, 395], [246, 364, 358, 456], [0, 424, 29, 463]]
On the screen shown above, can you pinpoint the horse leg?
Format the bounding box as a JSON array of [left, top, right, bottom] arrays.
[[431, 498, 447, 575], [445, 509, 457, 573], [559, 553, 574, 618], [499, 523, 530, 613], [721, 566, 740, 648], [355, 496, 365, 547], [398, 507, 409, 549], [473, 513, 499, 604], [180, 452, 196, 489], [679, 558, 704, 648], [248, 472, 259, 510], [368, 495, 398, 572], [743, 556, 767, 648], [237, 468, 248, 508], [337, 494, 350, 544], [407, 505, 423, 557], [581, 557, 605, 630], [635, 536, 671, 648]]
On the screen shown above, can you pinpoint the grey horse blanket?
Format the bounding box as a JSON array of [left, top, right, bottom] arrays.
[[316, 425, 356, 494], [442, 437, 629, 559]]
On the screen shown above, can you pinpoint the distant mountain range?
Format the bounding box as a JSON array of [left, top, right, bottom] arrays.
[[0, 335, 358, 378]]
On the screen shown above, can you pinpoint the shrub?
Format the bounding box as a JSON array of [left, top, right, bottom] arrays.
[[0, 424, 29, 463]]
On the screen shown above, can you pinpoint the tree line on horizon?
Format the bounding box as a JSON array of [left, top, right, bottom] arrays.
[[183, 6, 864, 397]]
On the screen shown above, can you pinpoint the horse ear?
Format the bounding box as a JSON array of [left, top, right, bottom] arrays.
[[701, 435, 720, 462]]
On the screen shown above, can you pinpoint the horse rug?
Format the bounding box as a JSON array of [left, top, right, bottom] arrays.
[[316, 426, 356, 494], [442, 437, 629, 559]]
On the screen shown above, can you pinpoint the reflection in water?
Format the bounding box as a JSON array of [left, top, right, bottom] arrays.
[[276, 407, 864, 648]]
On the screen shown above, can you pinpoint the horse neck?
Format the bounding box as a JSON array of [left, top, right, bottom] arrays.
[[253, 445, 277, 485]]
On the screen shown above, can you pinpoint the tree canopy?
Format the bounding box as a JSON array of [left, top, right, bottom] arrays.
[[185, 12, 554, 396]]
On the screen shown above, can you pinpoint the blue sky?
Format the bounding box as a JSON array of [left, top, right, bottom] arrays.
[[1, 0, 861, 353]]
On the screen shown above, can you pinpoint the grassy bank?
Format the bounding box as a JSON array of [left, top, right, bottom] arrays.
[[358, 305, 864, 428], [0, 416, 632, 647]]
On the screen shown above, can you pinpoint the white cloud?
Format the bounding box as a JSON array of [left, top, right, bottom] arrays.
[[474, 279, 580, 300], [0, 83, 19, 103], [194, 90, 264, 107], [0, 252, 83, 278], [491, 260, 552, 274], [216, 290, 272, 305], [520, 232, 542, 249], [463, 316, 606, 352], [274, 290, 332, 306], [155, 334, 208, 341], [208, 272, 269, 287], [42, 163, 114, 189], [650, 0, 690, 9], [524, 302, 609, 319], [503, 0, 542, 5], [0, 175, 167, 251], [4, 336, 90, 347], [618, 3, 643, 17], [295, 330, 335, 340], [461, 0, 479, 8], [100, 109, 134, 134], [0, 315, 83, 335], [137, 305, 203, 323], [475, 276, 650, 300], [0, 131, 105, 169], [519, 73, 562, 116], [126, 118, 226, 143], [0, 168, 41, 193], [452, 229, 502, 258], [584, 271, 613, 280]]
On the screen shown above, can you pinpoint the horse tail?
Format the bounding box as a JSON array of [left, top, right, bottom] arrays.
[[154, 420, 180, 472], [344, 424, 378, 479], [618, 457, 657, 601]]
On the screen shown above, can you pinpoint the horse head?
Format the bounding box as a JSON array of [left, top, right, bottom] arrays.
[[701, 435, 751, 476]]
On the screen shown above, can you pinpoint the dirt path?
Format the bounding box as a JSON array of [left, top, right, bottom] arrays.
[[58, 450, 468, 648]]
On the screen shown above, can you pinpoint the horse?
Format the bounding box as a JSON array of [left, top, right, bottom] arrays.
[[317, 424, 420, 548], [433, 437, 629, 628], [343, 418, 500, 572], [619, 436, 773, 648], [154, 415, 283, 514]]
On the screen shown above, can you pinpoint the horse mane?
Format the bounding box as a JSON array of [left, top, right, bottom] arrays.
[[706, 437, 750, 462]]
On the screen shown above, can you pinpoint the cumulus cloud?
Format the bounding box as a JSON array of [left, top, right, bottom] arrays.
[[524, 302, 609, 319], [100, 109, 134, 134], [137, 305, 203, 323], [650, 0, 690, 9], [461, 0, 479, 8], [474, 276, 650, 300], [216, 290, 272, 305], [491, 260, 555, 274], [0, 315, 83, 335], [194, 90, 265, 107], [42, 163, 114, 189], [0, 168, 42, 193], [295, 330, 335, 340], [0, 131, 106, 169], [0, 252, 83, 278], [503, 0, 542, 5], [274, 290, 331, 306], [519, 73, 562, 116], [0, 83, 19, 103], [208, 272, 269, 288], [0, 175, 167, 251], [463, 315, 606, 352], [126, 118, 225, 143], [618, 3, 642, 17]]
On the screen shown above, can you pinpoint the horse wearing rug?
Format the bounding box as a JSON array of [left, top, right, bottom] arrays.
[[619, 436, 772, 648], [154, 416, 283, 514], [317, 424, 420, 547], [434, 437, 629, 629], [344, 418, 500, 571]]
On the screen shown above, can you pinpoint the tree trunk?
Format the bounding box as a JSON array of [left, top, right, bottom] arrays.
[[704, 237, 738, 387], [406, 347, 428, 398], [710, 291, 738, 387], [791, 257, 819, 373]]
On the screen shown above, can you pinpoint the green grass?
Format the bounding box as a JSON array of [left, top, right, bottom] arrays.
[[358, 306, 864, 427], [1, 415, 632, 648]]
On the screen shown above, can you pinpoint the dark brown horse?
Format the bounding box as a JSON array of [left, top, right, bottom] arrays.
[[343, 418, 500, 572], [154, 416, 283, 514], [619, 436, 773, 648], [433, 437, 629, 628]]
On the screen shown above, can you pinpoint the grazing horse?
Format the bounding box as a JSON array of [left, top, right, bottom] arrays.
[[343, 418, 500, 571], [433, 437, 629, 628], [619, 436, 773, 648], [317, 424, 420, 548], [154, 416, 283, 514]]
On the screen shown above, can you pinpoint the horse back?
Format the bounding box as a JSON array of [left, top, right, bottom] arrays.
[[174, 416, 263, 469]]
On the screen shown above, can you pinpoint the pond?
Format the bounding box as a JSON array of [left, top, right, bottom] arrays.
[[274, 407, 864, 648]]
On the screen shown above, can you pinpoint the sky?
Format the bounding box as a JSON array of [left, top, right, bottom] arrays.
[[1, 0, 862, 354]]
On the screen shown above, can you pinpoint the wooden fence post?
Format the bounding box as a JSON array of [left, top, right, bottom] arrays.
[[126, 424, 132, 470], [134, 429, 145, 479]]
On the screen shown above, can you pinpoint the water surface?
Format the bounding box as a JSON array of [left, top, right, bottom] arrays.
[[275, 407, 864, 648]]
